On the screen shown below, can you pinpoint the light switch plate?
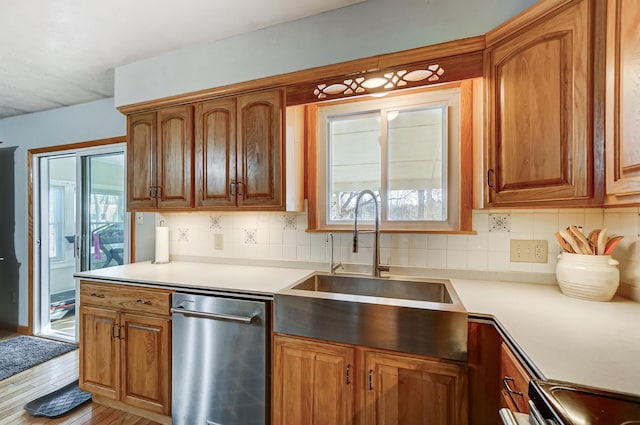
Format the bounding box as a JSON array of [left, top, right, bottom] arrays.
[[214, 233, 224, 250], [510, 239, 548, 263]]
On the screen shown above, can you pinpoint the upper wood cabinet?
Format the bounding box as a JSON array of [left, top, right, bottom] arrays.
[[127, 104, 194, 210], [127, 112, 156, 209], [195, 98, 237, 208], [194, 89, 285, 209], [605, 0, 640, 203], [237, 90, 284, 208], [484, 0, 596, 206]]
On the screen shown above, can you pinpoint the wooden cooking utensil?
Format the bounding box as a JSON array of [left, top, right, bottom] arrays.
[[588, 229, 601, 254], [555, 232, 574, 253], [604, 235, 623, 255], [559, 228, 583, 254], [569, 225, 593, 255], [597, 228, 608, 256]]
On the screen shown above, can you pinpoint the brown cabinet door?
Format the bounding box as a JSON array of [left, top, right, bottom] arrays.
[[237, 89, 284, 209], [468, 322, 501, 425], [273, 335, 355, 425], [364, 351, 467, 425], [485, 0, 593, 206], [127, 112, 156, 209], [120, 313, 171, 415], [195, 98, 237, 208], [79, 306, 120, 400], [500, 342, 531, 414], [606, 0, 640, 202], [156, 105, 194, 208]]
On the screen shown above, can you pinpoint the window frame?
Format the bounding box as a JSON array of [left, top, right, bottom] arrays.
[[307, 81, 474, 233], [48, 184, 66, 262]]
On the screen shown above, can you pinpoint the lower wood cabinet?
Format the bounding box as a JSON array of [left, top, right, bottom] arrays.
[[273, 334, 468, 425], [79, 280, 172, 421], [273, 334, 355, 425], [365, 351, 468, 425], [467, 321, 533, 424], [499, 342, 532, 414]]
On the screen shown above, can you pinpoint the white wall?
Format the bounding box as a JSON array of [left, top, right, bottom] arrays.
[[0, 98, 126, 326], [114, 0, 538, 106], [160, 208, 640, 301]]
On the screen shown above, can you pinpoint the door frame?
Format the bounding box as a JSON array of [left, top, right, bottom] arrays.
[[27, 136, 127, 336]]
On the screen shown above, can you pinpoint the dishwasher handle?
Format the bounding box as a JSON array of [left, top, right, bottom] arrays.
[[170, 306, 257, 324]]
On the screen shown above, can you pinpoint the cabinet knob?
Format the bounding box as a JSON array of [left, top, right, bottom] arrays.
[[90, 292, 105, 298], [137, 299, 152, 305]]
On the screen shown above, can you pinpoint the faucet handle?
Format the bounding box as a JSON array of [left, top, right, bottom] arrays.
[[352, 231, 359, 253]]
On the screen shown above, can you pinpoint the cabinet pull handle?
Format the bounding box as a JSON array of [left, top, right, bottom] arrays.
[[136, 299, 152, 305], [503, 376, 524, 398], [236, 181, 243, 196], [149, 186, 154, 198], [487, 168, 495, 189], [368, 369, 374, 391], [156, 186, 161, 199], [91, 292, 105, 298], [229, 180, 236, 196], [346, 364, 351, 385], [112, 323, 118, 339], [118, 325, 125, 341]]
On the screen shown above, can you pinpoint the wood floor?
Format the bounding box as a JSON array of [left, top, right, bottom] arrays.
[[0, 333, 159, 425]]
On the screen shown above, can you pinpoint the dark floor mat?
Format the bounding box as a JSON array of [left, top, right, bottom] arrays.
[[24, 380, 91, 418]]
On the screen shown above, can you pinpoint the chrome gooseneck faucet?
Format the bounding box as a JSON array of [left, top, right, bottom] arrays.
[[352, 189, 389, 277], [327, 233, 343, 274]]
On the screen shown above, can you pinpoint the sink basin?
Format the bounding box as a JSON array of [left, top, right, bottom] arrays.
[[274, 273, 468, 361], [291, 273, 453, 303]]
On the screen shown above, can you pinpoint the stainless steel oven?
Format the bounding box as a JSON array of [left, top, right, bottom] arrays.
[[528, 379, 640, 425], [499, 408, 530, 424]]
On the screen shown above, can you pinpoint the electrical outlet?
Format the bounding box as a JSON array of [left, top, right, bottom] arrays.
[[510, 239, 548, 263], [214, 233, 224, 250], [135, 212, 144, 225]]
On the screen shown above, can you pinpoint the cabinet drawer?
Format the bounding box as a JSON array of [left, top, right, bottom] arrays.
[[80, 281, 172, 316], [500, 342, 531, 413]]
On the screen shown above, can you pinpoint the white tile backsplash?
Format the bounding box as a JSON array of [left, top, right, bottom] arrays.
[[157, 207, 640, 293]]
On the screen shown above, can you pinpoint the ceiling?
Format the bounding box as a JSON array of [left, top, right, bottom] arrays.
[[0, 0, 363, 119]]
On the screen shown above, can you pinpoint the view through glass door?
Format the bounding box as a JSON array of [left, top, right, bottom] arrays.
[[35, 145, 127, 341]]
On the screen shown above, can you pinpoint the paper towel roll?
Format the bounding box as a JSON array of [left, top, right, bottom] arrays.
[[154, 226, 170, 264]]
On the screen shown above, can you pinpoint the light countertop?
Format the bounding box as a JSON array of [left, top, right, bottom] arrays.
[[74, 261, 315, 296], [451, 279, 640, 396], [75, 261, 640, 396]]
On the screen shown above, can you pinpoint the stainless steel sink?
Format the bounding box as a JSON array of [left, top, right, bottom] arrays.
[[274, 272, 468, 361], [291, 273, 453, 303]]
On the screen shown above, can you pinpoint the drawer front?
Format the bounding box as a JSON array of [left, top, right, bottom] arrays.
[[500, 343, 531, 413], [80, 281, 172, 316]]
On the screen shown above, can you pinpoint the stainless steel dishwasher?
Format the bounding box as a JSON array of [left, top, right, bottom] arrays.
[[171, 292, 269, 425]]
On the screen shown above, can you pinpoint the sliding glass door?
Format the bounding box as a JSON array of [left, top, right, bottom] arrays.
[[34, 144, 127, 342]]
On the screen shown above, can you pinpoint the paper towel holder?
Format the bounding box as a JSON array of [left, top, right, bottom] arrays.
[[152, 220, 170, 264]]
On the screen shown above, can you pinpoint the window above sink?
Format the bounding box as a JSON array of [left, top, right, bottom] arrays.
[[308, 82, 474, 233]]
